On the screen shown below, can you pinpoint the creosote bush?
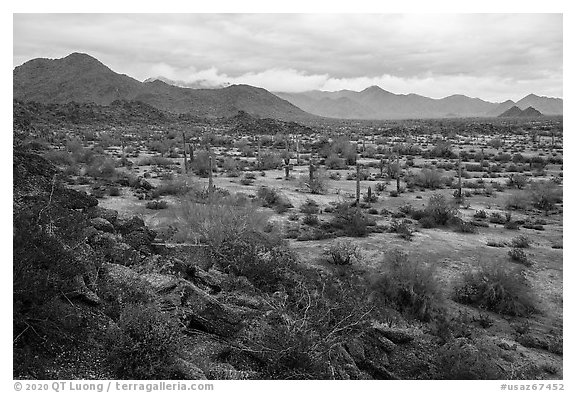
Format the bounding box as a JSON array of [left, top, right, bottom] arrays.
[[453, 262, 536, 317], [323, 240, 362, 265], [372, 252, 443, 321]]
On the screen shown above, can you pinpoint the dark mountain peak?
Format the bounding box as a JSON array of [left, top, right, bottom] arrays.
[[361, 85, 390, 94], [500, 99, 516, 105], [521, 106, 543, 117]]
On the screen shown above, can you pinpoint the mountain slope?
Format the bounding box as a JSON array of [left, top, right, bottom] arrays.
[[13, 53, 315, 122], [516, 94, 563, 115]]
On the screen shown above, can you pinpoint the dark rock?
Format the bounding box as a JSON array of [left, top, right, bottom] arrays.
[[55, 188, 98, 210], [206, 363, 256, 380], [115, 216, 146, 235], [109, 242, 141, 266], [362, 359, 398, 380], [84, 206, 118, 224], [175, 359, 206, 380], [345, 338, 366, 363], [122, 228, 156, 255], [160, 278, 242, 337], [70, 274, 101, 305], [89, 217, 115, 233], [373, 326, 414, 344]]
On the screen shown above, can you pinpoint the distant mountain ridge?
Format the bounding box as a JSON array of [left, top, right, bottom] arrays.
[[274, 86, 562, 119], [13, 53, 314, 122]]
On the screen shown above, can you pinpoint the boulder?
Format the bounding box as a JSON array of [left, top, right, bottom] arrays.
[[141, 273, 180, 293], [56, 188, 98, 210], [84, 206, 118, 224], [89, 217, 115, 233], [109, 242, 141, 266], [70, 274, 101, 305], [175, 359, 207, 380], [373, 325, 414, 344], [345, 338, 366, 363], [122, 229, 156, 255], [206, 363, 256, 380], [160, 278, 242, 337], [115, 216, 146, 235]]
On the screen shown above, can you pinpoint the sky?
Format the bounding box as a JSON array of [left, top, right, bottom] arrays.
[[13, 13, 563, 102]]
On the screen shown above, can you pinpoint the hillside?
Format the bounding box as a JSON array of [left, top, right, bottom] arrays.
[[13, 53, 315, 122]]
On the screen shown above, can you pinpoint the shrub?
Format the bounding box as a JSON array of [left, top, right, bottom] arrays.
[[390, 219, 415, 240], [437, 337, 509, 379], [302, 214, 319, 226], [411, 169, 445, 189], [300, 198, 320, 215], [146, 200, 168, 210], [151, 179, 193, 197], [473, 210, 487, 219], [453, 262, 536, 317], [528, 181, 562, 211], [507, 174, 528, 189], [424, 194, 458, 226], [86, 156, 117, 178], [455, 219, 478, 234], [486, 240, 507, 247], [510, 235, 530, 248], [239, 177, 254, 186], [329, 203, 370, 237], [108, 186, 121, 196], [323, 240, 362, 265], [508, 248, 531, 266], [325, 153, 347, 170], [372, 253, 443, 321], [257, 186, 293, 213], [137, 156, 174, 168], [105, 304, 182, 379]]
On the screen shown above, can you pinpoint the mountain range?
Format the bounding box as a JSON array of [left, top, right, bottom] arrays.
[[274, 87, 562, 119], [13, 53, 312, 122], [13, 53, 563, 121]]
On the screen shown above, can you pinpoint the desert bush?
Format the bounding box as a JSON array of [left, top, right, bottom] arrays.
[[507, 174, 528, 189], [300, 198, 320, 215], [146, 200, 168, 210], [437, 337, 509, 379], [44, 149, 75, 166], [453, 262, 536, 317], [257, 186, 293, 213], [323, 240, 362, 265], [486, 240, 507, 247], [299, 170, 328, 194], [505, 192, 531, 210], [137, 155, 174, 168], [329, 203, 370, 237], [190, 150, 215, 177], [86, 156, 117, 178], [105, 304, 182, 379], [527, 181, 562, 211], [508, 248, 531, 266], [455, 219, 478, 234], [151, 179, 193, 198], [108, 186, 121, 196], [257, 150, 283, 170], [473, 210, 487, 219], [328, 172, 341, 180], [423, 194, 458, 226], [325, 153, 347, 170], [510, 235, 530, 248], [302, 214, 319, 226], [388, 219, 414, 241], [372, 253, 443, 321]]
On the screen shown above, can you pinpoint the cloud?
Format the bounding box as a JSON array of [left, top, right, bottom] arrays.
[[13, 13, 562, 101]]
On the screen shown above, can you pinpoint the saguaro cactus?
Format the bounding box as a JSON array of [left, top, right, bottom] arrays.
[[356, 159, 361, 205], [182, 131, 188, 173], [284, 138, 290, 179], [296, 136, 301, 165], [208, 149, 214, 195], [457, 151, 462, 198], [396, 154, 401, 193]]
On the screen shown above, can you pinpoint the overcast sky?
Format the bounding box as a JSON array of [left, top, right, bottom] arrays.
[[13, 13, 562, 102]]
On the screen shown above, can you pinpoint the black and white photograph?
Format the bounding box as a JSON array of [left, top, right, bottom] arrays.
[[11, 9, 566, 389]]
